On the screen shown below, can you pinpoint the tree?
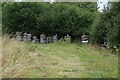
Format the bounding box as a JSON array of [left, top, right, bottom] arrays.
[[91, 2, 120, 51], [105, 2, 120, 49], [2, 2, 97, 42]]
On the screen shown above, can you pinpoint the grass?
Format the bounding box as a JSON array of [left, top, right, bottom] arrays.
[[1, 35, 118, 78]]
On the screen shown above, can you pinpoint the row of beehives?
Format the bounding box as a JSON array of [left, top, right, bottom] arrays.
[[15, 32, 72, 43], [16, 32, 58, 43], [16, 32, 90, 44], [15, 32, 109, 50]]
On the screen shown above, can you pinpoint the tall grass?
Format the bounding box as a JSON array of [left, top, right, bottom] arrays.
[[2, 35, 42, 78], [1, 35, 118, 78]]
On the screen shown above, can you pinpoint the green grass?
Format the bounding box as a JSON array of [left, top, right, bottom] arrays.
[[1, 36, 118, 78]]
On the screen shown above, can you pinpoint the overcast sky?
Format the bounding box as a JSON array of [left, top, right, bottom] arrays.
[[98, 0, 108, 12]]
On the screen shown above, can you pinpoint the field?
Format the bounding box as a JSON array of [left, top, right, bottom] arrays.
[[1, 35, 118, 78]]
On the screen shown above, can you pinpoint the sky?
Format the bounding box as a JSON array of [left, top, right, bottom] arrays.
[[98, 0, 108, 12]]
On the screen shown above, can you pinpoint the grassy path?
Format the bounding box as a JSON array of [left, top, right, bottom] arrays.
[[26, 42, 85, 78], [2, 37, 118, 78]]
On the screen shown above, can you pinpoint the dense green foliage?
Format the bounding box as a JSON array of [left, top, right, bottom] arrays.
[[2, 2, 97, 39], [2, 2, 120, 50], [105, 2, 120, 48], [0, 2, 2, 25], [91, 2, 120, 50]]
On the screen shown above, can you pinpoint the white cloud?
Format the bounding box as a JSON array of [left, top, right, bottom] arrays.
[[98, 0, 108, 12], [16, 0, 21, 2]]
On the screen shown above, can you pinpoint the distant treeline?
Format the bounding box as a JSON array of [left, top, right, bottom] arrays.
[[2, 2, 120, 50]]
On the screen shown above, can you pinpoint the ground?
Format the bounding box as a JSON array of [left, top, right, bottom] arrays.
[[1, 35, 118, 78]]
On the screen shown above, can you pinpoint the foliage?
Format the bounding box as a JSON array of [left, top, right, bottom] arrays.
[[0, 2, 2, 25], [2, 2, 97, 40], [105, 2, 120, 49], [91, 2, 120, 51], [91, 12, 107, 44], [2, 2, 120, 50]]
